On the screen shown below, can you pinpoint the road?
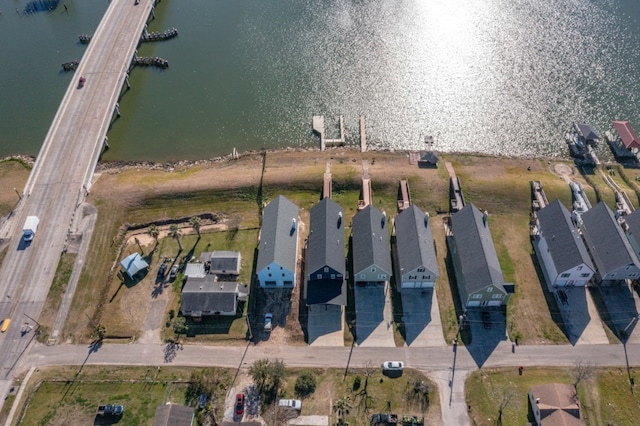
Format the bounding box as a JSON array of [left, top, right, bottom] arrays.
[[0, 0, 155, 406], [14, 340, 640, 425]]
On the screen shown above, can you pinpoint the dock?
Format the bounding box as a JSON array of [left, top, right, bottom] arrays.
[[313, 115, 345, 151], [360, 115, 367, 152], [322, 162, 332, 199], [445, 162, 465, 213], [530, 181, 549, 211], [358, 161, 372, 210], [397, 180, 411, 213]]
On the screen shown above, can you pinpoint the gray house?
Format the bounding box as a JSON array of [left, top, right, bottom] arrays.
[[305, 198, 346, 305], [581, 201, 640, 284], [532, 200, 595, 291], [447, 203, 512, 307], [393, 204, 438, 289], [180, 279, 243, 318], [352, 205, 392, 286], [256, 195, 299, 288]]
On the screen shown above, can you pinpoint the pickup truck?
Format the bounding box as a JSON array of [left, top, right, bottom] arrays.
[[96, 404, 124, 416]]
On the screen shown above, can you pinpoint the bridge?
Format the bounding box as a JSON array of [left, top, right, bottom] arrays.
[[0, 0, 160, 407]]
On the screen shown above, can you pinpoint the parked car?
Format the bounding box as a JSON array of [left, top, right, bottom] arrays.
[[264, 313, 273, 332], [234, 393, 245, 417], [169, 265, 178, 280], [157, 262, 168, 278], [381, 361, 404, 371], [481, 310, 491, 329], [278, 399, 302, 410]]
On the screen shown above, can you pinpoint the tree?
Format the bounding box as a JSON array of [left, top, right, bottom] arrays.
[[147, 224, 159, 247], [333, 395, 351, 425], [249, 358, 286, 405], [489, 384, 519, 426], [168, 224, 183, 252], [572, 360, 594, 390], [295, 370, 317, 397], [172, 316, 188, 337], [190, 216, 202, 238]]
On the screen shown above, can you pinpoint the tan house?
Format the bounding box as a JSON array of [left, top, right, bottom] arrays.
[[528, 383, 584, 426]]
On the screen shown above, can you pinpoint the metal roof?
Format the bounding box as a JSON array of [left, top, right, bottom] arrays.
[[351, 205, 392, 276], [120, 252, 149, 278], [394, 204, 438, 277], [581, 201, 640, 275], [536, 200, 594, 273], [181, 278, 238, 313], [200, 251, 241, 274], [450, 203, 506, 293], [256, 195, 299, 272], [573, 122, 600, 141], [613, 121, 640, 149]]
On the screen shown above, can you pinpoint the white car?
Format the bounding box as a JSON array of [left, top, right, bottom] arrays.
[[278, 399, 302, 410], [264, 313, 273, 332], [382, 361, 404, 371]]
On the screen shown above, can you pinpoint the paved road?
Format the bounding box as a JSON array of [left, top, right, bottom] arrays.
[[16, 340, 640, 425], [0, 0, 155, 407]]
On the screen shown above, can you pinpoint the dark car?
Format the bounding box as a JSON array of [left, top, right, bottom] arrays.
[[157, 262, 168, 278], [235, 393, 245, 417], [481, 310, 491, 329]]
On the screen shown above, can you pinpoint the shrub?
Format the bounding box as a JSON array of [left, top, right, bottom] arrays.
[[295, 370, 317, 397]]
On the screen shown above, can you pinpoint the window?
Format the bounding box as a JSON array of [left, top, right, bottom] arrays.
[[417, 268, 425, 273], [324, 267, 329, 273], [487, 287, 493, 292], [580, 273, 590, 278], [378, 274, 387, 280], [560, 273, 570, 278], [577, 266, 583, 271], [360, 274, 366, 279], [268, 273, 272, 277], [265, 281, 276, 286], [492, 294, 503, 299], [371, 267, 377, 272], [317, 274, 323, 279], [330, 274, 335, 279], [422, 275, 431, 280], [472, 294, 482, 299], [284, 281, 293, 286]]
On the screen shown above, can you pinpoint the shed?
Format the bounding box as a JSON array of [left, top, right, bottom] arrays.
[[417, 151, 439, 168], [120, 252, 149, 279]]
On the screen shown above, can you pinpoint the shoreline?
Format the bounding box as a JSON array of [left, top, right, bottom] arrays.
[[1, 146, 572, 175]]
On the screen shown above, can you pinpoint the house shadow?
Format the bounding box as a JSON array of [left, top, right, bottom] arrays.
[[354, 284, 386, 344], [185, 314, 236, 337], [399, 288, 434, 346], [306, 304, 343, 344], [593, 283, 639, 342], [464, 307, 508, 368], [529, 253, 580, 344], [443, 252, 471, 344]]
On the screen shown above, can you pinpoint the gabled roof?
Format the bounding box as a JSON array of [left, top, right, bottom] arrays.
[[351, 205, 392, 276], [450, 203, 506, 293], [536, 200, 594, 273], [580, 202, 640, 275], [573, 122, 599, 141], [256, 195, 299, 272], [394, 205, 438, 277], [153, 404, 194, 426], [624, 209, 640, 252], [613, 121, 640, 149], [181, 278, 238, 313], [307, 198, 345, 275], [120, 252, 149, 278]]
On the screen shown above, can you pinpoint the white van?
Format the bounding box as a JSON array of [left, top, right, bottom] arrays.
[[278, 399, 301, 410]]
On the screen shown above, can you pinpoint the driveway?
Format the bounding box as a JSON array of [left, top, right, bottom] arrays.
[[556, 287, 608, 345], [400, 288, 446, 347], [354, 283, 395, 347], [307, 304, 343, 346]]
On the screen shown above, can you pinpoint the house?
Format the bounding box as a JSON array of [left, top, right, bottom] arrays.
[[393, 204, 438, 289], [180, 279, 244, 318], [447, 203, 513, 307], [623, 209, 640, 259], [580, 202, 640, 284], [573, 122, 599, 144], [612, 120, 640, 152], [351, 205, 392, 286], [528, 383, 584, 426], [532, 200, 595, 291], [305, 198, 346, 305], [200, 250, 241, 277], [120, 252, 149, 279], [153, 404, 194, 426], [256, 195, 299, 288]]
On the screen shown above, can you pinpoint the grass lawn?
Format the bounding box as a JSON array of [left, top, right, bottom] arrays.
[[279, 367, 440, 425], [37, 254, 76, 343], [0, 159, 31, 218], [466, 366, 640, 426], [8, 365, 226, 426]]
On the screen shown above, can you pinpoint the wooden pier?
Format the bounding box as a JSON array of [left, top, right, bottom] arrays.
[[313, 115, 345, 151], [322, 162, 332, 199], [358, 161, 372, 210], [397, 179, 411, 213], [360, 115, 367, 152], [530, 181, 549, 211]]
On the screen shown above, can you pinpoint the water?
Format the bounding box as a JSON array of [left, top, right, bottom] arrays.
[[1, 0, 640, 162]]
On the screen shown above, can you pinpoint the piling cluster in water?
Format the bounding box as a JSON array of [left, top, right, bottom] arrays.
[[134, 57, 169, 68], [61, 61, 79, 71], [79, 27, 178, 45]]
